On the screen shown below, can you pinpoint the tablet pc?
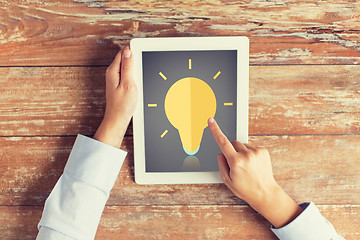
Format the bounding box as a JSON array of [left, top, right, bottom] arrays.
[[130, 36, 248, 184]]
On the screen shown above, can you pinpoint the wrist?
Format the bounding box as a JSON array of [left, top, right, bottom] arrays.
[[250, 183, 303, 229], [94, 115, 131, 148], [248, 182, 282, 212]]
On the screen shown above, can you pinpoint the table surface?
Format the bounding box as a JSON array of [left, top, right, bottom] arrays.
[[1, 1, 360, 239]]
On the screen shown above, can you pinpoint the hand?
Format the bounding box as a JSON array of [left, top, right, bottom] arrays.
[[208, 118, 303, 228], [94, 46, 138, 148], [208, 117, 276, 205]]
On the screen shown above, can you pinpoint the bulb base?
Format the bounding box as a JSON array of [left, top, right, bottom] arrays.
[[183, 145, 200, 156]]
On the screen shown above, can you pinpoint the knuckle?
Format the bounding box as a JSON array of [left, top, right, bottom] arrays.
[[105, 67, 115, 79], [121, 60, 131, 71], [253, 148, 261, 154], [220, 174, 228, 183], [256, 147, 269, 155], [121, 64, 129, 71], [233, 158, 244, 168], [260, 147, 268, 153], [121, 82, 133, 90], [218, 135, 227, 145], [105, 65, 113, 74], [120, 82, 137, 94], [244, 150, 255, 160], [227, 153, 238, 162]]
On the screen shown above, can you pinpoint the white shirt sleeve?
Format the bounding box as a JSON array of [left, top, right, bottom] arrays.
[[36, 134, 127, 240], [271, 202, 345, 240]]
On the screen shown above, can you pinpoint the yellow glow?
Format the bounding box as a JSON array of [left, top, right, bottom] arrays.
[[164, 77, 216, 155], [161, 129, 168, 138], [224, 102, 233, 106], [147, 104, 158, 107], [159, 72, 167, 80], [189, 59, 192, 69], [213, 71, 221, 80]]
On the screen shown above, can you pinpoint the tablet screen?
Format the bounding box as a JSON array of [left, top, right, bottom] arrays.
[[142, 50, 237, 172]]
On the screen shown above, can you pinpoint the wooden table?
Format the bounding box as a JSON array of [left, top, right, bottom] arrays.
[[1, 1, 359, 239]]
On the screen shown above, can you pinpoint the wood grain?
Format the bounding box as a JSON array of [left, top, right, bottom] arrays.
[[1, 65, 360, 136], [0, 1, 360, 65], [0, 205, 359, 240], [1, 1, 359, 238], [1, 135, 359, 206], [0, 67, 107, 136]]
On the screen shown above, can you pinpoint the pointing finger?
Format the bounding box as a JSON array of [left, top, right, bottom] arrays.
[[208, 118, 237, 161]]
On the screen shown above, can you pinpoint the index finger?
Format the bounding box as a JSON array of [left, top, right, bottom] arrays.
[[208, 118, 237, 160]]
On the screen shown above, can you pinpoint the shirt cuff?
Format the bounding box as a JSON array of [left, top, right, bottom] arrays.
[[64, 134, 127, 193], [37, 226, 74, 240], [37, 134, 127, 239], [271, 202, 339, 240]]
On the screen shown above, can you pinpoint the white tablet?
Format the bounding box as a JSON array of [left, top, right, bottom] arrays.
[[130, 36, 248, 184]]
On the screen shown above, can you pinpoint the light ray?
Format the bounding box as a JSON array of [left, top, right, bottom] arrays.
[[147, 104, 157, 107], [224, 102, 233, 106], [213, 71, 221, 80], [189, 59, 192, 69], [159, 72, 167, 80], [161, 129, 168, 138]]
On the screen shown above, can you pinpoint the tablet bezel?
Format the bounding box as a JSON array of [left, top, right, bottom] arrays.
[[130, 36, 249, 184]]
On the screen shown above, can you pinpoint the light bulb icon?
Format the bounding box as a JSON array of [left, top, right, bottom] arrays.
[[164, 77, 217, 155]]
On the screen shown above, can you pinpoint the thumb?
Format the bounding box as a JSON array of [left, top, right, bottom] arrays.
[[120, 46, 135, 86]]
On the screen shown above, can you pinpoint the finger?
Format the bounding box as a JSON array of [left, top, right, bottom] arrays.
[[231, 141, 248, 153], [243, 143, 257, 151], [109, 49, 122, 73], [120, 45, 134, 85], [106, 49, 122, 89], [218, 154, 239, 195], [217, 153, 231, 183], [208, 118, 237, 160]]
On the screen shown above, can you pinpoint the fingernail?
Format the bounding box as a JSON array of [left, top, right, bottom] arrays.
[[124, 50, 131, 58], [209, 118, 214, 124]]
